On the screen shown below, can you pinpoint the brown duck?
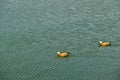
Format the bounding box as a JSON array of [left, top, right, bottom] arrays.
[[99, 41, 111, 47], [57, 52, 70, 57]]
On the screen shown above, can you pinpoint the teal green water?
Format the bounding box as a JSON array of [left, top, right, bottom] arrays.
[[0, 0, 120, 80]]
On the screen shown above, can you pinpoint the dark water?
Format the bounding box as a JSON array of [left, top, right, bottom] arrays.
[[0, 0, 120, 80]]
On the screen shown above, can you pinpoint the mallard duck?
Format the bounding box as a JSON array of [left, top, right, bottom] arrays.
[[99, 41, 111, 47], [57, 52, 70, 57]]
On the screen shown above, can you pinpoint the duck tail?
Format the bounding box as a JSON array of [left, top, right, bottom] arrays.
[[67, 52, 70, 54], [109, 42, 111, 46]]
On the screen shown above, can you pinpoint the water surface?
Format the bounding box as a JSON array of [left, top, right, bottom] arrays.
[[0, 0, 120, 80]]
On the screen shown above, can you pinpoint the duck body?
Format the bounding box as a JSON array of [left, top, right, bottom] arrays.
[[57, 52, 70, 57], [99, 41, 111, 47]]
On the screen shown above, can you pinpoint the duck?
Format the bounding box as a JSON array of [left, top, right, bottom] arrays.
[[57, 52, 70, 57], [99, 41, 111, 47]]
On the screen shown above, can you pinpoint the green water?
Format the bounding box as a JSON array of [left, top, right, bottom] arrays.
[[0, 0, 120, 80]]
